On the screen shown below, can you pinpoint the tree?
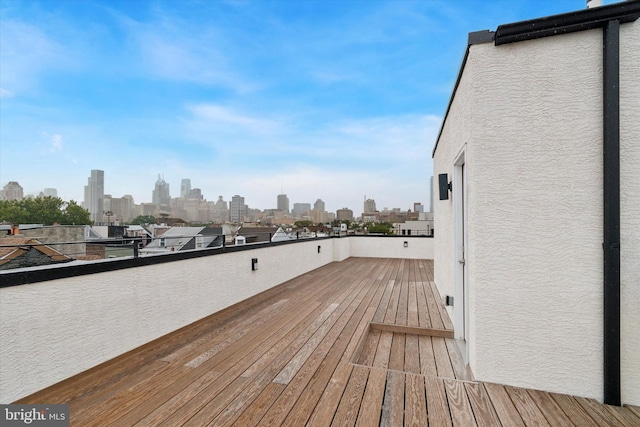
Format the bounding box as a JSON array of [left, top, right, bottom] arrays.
[[129, 215, 157, 225], [367, 222, 394, 234], [62, 200, 92, 225], [0, 197, 91, 225], [294, 220, 313, 228]]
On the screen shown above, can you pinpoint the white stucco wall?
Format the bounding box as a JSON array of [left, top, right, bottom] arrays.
[[433, 56, 475, 326], [0, 236, 433, 403], [620, 20, 640, 407], [434, 20, 639, 405], [349, 236, 434, 259]]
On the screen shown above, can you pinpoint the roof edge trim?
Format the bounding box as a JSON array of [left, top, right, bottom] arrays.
[[431, 30, 495, 158], [495, 0, 640, 45]]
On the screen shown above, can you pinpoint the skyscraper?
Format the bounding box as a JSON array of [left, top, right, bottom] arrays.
[[364, 198, 377, 213], [336, 208, 354, 221], [83, 170, 104, 223], [212, 196, 229, 223], [230, 195, 247, 223], [1, 181, 24, 201], [277, 194, 289, 213], [180, 179, 191, 198], [152, 174, 171, 211], [313, 198, 326, 224], [43, 188, 58, 198], [292, 203, 311, 217]]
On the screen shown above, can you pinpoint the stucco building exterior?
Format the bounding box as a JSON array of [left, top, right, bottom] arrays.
[[432, 2, 639, 406]]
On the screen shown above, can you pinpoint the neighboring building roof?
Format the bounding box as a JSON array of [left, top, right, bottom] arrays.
[[270, 227, 292, 242], [141, 226, 223, 253], [236, 226, 278, 244], [0, 238, 72, 268], [0, 224, 45, 232]]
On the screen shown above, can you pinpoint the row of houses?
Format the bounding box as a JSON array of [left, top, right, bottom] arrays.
[[0, 223, 305, 270]]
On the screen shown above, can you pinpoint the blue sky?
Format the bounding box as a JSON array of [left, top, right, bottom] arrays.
[[1, 0, 602, 215]]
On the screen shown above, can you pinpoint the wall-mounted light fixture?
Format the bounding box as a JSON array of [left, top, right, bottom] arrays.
[[445, 295, 454, 306], [404, 241, 408, 248], [439, 173, 452, 200], [318, 245, 321, 253], [251, 258, 258, 271]]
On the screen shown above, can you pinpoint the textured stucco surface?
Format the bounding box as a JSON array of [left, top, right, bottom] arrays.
[[349, 236, 434, 259], [0, 236, 433, 402], [620, 21, 640, 406], [434, 20, 639, 405]]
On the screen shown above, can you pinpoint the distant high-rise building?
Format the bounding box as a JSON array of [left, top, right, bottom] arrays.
[[414, 202, 424, 213], [292, 203, 311, 217], [212, 196, 229, 223], [180, 179, 191, 198], [111, 195, 135, 223], [43, 188, 58, 198], [230, 195, 247, 223], [2, 181, 24, 201], [277, 194, 289, 213], [83, 170, 104, 223], [313, 198, 326, 224], [188, 188, 203, 200], [364, 198, 376, 213], [336, 208, 354, 221], [152, 174, 171, 211]]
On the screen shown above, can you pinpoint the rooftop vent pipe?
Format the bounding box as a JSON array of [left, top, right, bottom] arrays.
[[587, 0, 603, 8]]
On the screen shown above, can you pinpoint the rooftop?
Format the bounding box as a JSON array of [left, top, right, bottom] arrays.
[[16, 257, 640, 425]]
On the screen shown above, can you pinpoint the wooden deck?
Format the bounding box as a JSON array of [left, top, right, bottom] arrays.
[[18, 258, 640, 426]]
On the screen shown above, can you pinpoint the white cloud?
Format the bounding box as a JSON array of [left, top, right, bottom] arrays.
[[187, 104, 281, 134], [116, 12, 257, 93], [0, 88, 14, 98], [0, 20, 78, 95], [50, 134, 63, 152]]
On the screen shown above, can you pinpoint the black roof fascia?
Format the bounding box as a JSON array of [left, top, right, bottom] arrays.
[[431, 30, 494, 158], [495, 0, 640, 45]]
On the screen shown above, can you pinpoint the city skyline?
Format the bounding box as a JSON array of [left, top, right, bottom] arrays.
[[1, 1, 597, 214], [1, 173, 425, 219]]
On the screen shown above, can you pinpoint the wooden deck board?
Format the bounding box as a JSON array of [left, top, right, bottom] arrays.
[[355, 367, 387, 426], [483, 382, 526, 427], [464, 382, 502, 427], [526, 388, 576, 426], [14, 257, 627, 427], [575, 397, 624, 427], [424, 376, 453, 427], [504, 385, 551, 427], [331, 364, 370, 426], [418, 336, 438, 378], [381, 370, 405, 426], [405, 372, 428, 426], [444, 378, 477, 427], [548, 392, 600, 427]]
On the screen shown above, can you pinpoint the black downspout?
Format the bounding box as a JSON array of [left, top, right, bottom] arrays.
[[603, 18, 621, 407]]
